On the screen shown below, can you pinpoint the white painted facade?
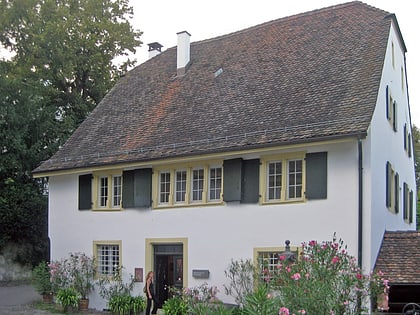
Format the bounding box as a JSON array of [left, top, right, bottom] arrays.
[[363, 20, 417, 270], [45, 19, 416, 312]]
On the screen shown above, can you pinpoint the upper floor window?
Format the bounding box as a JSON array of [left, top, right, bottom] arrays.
[[261, 154, 304, 203], [401, 66, 405, 91], [403, 182, 414, 224], [386, 86, 397, 132], [93, 172, 122, 210], [385, 161, 399, 214], [403, 123, 412, 157], [391, 41, 395, 69], [154, 163, 223, 207]]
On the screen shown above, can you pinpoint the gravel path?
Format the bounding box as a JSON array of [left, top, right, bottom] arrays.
[[0, 282, 106, 314]]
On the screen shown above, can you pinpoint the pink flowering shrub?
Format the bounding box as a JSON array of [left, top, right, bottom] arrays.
[[265, 236, 388, 315], [49, 252, 96, 299]]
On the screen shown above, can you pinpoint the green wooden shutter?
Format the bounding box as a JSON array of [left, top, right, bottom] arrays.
[[122, 170, 135, 208], [223, 158, 242, 202], [78, 174, 92, 210], [122, 168, 152, 208], [305, 152, 327, 199], [386, 162, 391, 208], [408, 133, 412, 157], [409, 190, 414, 223], [403, 182, 408, 220], [393, 101, 397, 131], [394, 172, 399, 213], [241, 159, 260, 203], [385, 85, 389, 119]]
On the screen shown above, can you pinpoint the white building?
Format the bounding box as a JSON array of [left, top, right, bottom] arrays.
[[33, 1, 416, 311]]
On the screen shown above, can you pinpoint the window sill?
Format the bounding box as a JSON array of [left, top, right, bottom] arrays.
[[154, 201, 224, 210], [260, 198, 305, 206], [92, 208, 123, 212]]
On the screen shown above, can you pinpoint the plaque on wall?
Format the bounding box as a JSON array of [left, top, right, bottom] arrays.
[[192, 269, 210, 279]]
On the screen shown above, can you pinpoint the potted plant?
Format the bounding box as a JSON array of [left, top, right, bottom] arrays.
[[68, 252, 96, 310], [132, 295, 146, 314], [162, 295, 189, 315], [108, 293, 133, 315], [56, 287, 80, 313], [31, 261, 53, 303]]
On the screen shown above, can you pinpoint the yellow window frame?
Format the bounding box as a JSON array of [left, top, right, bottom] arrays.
[[93, 240, 122, 278], [260, 152, 306, 204], [92, 171, 123, 210], [153, 161, 223, 208]]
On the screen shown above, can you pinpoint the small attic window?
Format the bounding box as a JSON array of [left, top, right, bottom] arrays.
[[391, 41, 395, 69], [214, 68, 223, 78]]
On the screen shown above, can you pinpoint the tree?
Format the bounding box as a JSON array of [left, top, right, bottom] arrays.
[[0, 0, 142, 266], [0, 0, 142, 129]]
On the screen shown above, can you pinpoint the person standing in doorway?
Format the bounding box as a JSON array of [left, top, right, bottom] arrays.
[[145, 271, 158, 315]]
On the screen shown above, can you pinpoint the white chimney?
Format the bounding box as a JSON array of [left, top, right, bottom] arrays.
[[148, 42, 163, 59], [177, 31, 191, 76]]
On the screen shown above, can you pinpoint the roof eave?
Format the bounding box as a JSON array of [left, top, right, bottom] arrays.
[[32, 131, 367, 178]]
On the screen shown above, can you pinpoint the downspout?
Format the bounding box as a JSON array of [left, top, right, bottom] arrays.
[[358, 137, 363, 268], [357, 137, 363, 313]]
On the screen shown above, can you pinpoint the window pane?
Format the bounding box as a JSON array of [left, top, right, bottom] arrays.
[[267, 162, 281, 200], [192, 169, 204, 201], [160, 172, 171, 203], [175, 170, 186, 202], [288, 160, 302, 199], [97, 244, 120, 276], [112, 176, 122, 207], [258, 251, 280, 281], [209, 167, 222, 201], [99, 176, 108, 207]]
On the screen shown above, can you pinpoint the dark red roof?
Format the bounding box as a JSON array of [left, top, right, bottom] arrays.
[[34, 1, 394, 174], [375, 231, 420, 284]]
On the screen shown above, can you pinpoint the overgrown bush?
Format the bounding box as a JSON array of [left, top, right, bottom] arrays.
[[97, 266, 135, 302], [224, 258, 255, 307], [108, 293, 145, 315], [31, 261, 53, 295], [49, 252, 95, 299], [266, 236, 388, 314]]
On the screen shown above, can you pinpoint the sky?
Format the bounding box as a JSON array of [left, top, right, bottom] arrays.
[[128, 0, 419, 127]]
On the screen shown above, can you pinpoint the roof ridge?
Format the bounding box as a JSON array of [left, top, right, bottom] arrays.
[[191, 1, 367, 46]]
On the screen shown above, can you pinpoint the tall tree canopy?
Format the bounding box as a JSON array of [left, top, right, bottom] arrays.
[[0, 0, 142, 127], [0, 0, 142, 265]]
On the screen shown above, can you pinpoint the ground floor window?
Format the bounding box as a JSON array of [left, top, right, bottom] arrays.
[[94, 240, 122, 276], [254, 244, 299, 281]]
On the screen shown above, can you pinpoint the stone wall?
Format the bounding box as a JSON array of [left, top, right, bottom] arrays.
[[0, 244, 32, 282]]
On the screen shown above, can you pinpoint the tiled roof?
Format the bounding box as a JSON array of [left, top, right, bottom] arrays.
[[34, 1, 393, 174], [375, 231, 420, 284]]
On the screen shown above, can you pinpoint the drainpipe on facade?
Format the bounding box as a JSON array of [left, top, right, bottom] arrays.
[[358, 138, 363, 268], [357, 137, 364, 313]]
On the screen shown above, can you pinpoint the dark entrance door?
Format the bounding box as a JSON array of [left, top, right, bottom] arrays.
[[154, 244, 183, 308]]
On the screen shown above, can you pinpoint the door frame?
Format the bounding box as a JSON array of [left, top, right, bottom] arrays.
[[145, 237, 188, 289]]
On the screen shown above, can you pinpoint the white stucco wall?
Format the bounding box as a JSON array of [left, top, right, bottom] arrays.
[[48, 140, 364, 310], [363, 21, 416, 271], [47, 25, 417, 310]]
